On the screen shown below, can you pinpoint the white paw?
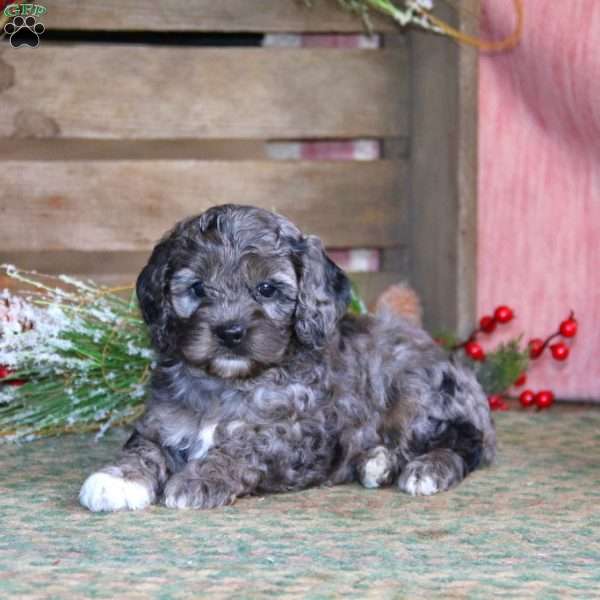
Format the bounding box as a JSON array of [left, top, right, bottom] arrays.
[[361, 448, 391, 489], [399, 472, 439, 496], [79, 469, 152, 512]]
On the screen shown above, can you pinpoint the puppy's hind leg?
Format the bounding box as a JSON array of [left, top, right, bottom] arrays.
[[398, 449, 465, 496], [398, 419, 484, 496]]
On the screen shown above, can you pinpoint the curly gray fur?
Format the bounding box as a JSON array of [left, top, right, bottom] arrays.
[[79, 204, 496, 511]]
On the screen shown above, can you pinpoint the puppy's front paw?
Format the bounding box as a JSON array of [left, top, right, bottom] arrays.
[[163, 473, 235, 509], [79, 467, 153, 512], [358, 446, 394, 489]]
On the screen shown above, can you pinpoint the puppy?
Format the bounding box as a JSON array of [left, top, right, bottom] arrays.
[[80, 204, 495, 511]]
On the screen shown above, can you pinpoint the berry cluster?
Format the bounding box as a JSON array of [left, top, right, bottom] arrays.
[[461, 305, 515, 362], [517, 312, 578, 411], [527, 312, 577, 361], [453, 307, 577, 412], [516, 389, 554, 410]]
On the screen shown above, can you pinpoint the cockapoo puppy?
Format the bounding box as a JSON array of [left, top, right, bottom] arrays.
[[80, 204, 495, 511]]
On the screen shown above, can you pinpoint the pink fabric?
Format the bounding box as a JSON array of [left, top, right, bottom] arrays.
[[478, 1, 600, 399]]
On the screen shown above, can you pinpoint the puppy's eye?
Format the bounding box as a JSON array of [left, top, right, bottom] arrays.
[[190, 281, 205, 298], [257, 282, 277, 298]]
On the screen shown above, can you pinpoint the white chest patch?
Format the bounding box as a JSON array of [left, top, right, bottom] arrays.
[[188, 422, 217, 460]]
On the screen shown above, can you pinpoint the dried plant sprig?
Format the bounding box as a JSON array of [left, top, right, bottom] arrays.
[[329, 0, 524, 52], [335, 0, 440, 32], [0, 266, 152, 443]]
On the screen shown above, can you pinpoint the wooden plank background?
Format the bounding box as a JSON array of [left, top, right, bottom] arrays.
[[0, 1, 478, 327], [43, 0, 395, 32], [0, 160, 406, 251], [0, 46, 408, 140], [0, 139, 268, 161]]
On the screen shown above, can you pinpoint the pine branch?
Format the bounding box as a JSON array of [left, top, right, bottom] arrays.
[[471, 340, 529, 396], [0, 266, 152, 442]]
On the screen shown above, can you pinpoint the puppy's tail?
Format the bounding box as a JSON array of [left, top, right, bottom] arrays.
[[374, 281, 423, 327]]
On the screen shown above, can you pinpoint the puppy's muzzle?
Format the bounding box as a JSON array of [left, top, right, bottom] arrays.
[[213, 322, 246, 349]]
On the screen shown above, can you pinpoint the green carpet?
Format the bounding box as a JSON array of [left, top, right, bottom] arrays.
[[1, 409, 599, 599]]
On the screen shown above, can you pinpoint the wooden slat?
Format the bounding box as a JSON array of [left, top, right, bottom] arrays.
[[1, 252, 151, 278], [0, 160, 406, 251], [0, 139, 266, 161], [0, 46, 408, 140], [406, 1, 479, 336], [43, 0, 395, 33]]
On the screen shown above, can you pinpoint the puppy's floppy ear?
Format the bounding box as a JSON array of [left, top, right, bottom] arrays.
[[293, 235, 351, 349], [136, 238, 174, 354]]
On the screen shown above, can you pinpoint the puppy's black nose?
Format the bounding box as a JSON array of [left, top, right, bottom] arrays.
[[214, 323, 246, 348]]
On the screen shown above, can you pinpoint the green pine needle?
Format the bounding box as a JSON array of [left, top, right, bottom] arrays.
[[349, 284, 368, 316], [473, 340, 529, 396], [433, 331, 461, 351]]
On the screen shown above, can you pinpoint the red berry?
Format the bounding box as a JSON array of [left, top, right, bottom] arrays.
[[519, 389, 535, 407], [479, 315, 496, 333], [0, 365, 10, 379], [6, 379, 26, 387], [535, 390, 555, 409], [465, 341, 486, 361], [494, 306, 514, 324], [488, 395, 508, 411], [550, 342, 570, 362], [559, 318, 578, 338], [528, 338, 545, 359], [488, 394, 502, 408], [514, 373, 527, 387]]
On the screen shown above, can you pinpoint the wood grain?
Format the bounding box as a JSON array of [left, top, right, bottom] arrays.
[[0, 160, 406, 251], [406, 1, 479, 336], [42, 0, 395, 33], [0, 139, 267, 161], [0, 46, 408, 140]]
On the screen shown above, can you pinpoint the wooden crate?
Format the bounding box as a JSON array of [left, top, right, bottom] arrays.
[[0, 0, 478, 332]]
